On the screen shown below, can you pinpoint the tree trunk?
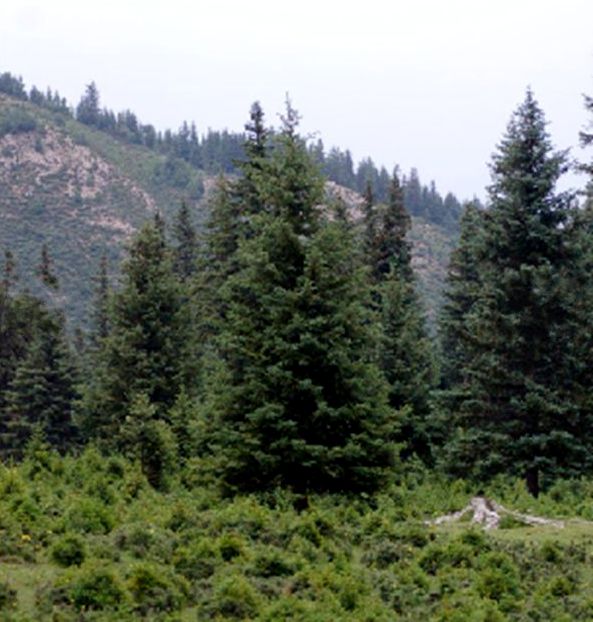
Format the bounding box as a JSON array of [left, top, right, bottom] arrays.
[[526, 467, 539, 498]]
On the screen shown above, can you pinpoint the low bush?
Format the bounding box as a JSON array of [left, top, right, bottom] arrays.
[[50, 534, 86, 567]]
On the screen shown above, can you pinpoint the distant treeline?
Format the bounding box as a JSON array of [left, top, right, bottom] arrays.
[[0, 71, 467, 231]]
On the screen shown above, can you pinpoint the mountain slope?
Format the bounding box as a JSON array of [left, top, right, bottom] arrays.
[[0, 94, 204, 325], [0, 94, 455, 329]]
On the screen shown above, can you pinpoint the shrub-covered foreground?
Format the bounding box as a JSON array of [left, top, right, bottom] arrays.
[[3, 449, 593, 620]]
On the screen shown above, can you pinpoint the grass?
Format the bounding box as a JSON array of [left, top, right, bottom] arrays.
[[0, 562, 59, 619]]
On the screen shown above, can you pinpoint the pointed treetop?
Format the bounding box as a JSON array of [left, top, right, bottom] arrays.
[[244, 101, 268, 160], [489, 88, 569, 205], [279, 95, 301, 139], [38, 244, 59, 290], [173, 201, 198, 281]]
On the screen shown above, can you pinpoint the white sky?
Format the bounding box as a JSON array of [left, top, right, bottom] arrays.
[[2, 0, 593, 200]]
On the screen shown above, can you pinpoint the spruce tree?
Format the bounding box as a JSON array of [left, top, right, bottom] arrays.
[[206, 106, 396, 493], [76, 81, 101, 126], [3, 308, 78, 455], [374, 172, 413, 281], [371, 172, 434, 460], [444, 90, 582, 495], [172, 201, 198, 281], [37, 244, 59, 290], [89, 254, 110, 348], [234, 101, 268, 220], [438, 202, 485, 389], [80, 221, 184, 448], [0, 250, 51, 437], [193, 176, 243, 357]]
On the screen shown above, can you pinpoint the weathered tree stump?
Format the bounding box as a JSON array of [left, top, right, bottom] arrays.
[[427, 496, 565, 530]]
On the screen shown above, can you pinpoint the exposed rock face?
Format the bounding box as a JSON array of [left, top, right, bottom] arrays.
[[0, 97, 203, 326], [0, 126, 154, 238]]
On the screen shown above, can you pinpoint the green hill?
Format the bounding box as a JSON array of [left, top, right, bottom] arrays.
[[0, 94, 205, 326], [0, 93, 456, 329]]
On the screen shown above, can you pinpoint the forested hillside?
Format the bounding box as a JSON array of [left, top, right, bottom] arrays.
[[0, 71, 462, 328]]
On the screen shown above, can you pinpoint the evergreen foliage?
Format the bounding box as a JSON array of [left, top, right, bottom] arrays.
[[438, 202, 484, 389], [76, 81, 101, 127], [4, 308, 78, 454], [172, 202, 198, 281], [0, 248, 78, 456], [442, 90, 587, 496], [80, 221, 185, 449], [205, 104, 396, 493], [89, 254, 110, 348], [367, 172, 435, 460], [37, 244, 59, 290]]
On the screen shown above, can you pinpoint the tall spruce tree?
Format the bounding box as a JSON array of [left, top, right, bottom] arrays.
[[0, 250, 75, 455], [76, 81, 100, 126], [4, 308, 78, 454], [205, 104, 396, 493], [234, 101, 269, 220], [443, 90, 584, 495], [194, 102, 271, 350], [80, 221, 184, 448], [438, 202, 485, 389], [371, 172, 435, 460]]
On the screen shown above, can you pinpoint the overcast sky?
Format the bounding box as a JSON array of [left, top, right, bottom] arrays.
[[2, 0, 593, 200]]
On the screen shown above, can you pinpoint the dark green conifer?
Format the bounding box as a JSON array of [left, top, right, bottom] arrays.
[[371, 171, 435, 460], [438, 202, 485, 389], [444, 90, 581, 496], [4, 309, 78, 455], [172, 202, 198, 281], [76, 81, 100, 126], [37, 244, 59, 290], [90, 254, 110, 347], [80, 222, 184, 448], [206, 105, 396, 492]]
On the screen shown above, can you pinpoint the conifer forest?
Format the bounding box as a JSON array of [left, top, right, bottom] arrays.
[[2, 69, 593, 620]]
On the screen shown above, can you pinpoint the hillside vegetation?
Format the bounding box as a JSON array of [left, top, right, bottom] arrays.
[[2, 449, 593, 621], [0, 82, 458, 328], [0, 94, 204, 325]]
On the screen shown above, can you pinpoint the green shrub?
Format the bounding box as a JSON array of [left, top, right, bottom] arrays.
[[394, 523, 432, 548], [173, 538, 220, 581], [540, 540, 563, 563], [204, 574, 260, 620], [58, 562, 126, 611], [63, 497, 115, 534], [459, 529, 491, 552], [477, 552, 521, 604], [547, 575, 576, 597], [250, 547, 299, 578], [217, 532, 246, 562], [126, 562, 189, 614], [113, 523, 175, 562], [0, 107, 37, 137], [498, 514, 525, 529], [0, 467, 25, 496], [50, 534, 86, 567], [435, 595, 506, 622]]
